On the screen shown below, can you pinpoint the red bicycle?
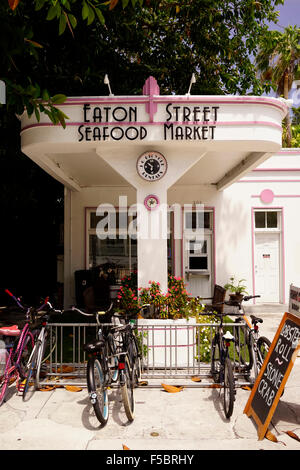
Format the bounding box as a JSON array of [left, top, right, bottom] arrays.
[[0, 290, 47, 406]]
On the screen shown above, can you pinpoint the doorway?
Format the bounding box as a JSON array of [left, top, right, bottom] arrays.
[[253, 210, 282, 303], [183, 209, 214, 298]]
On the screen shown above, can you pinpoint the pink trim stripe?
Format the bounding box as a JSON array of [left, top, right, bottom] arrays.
[[253, 168, 300, 172], [62, 95, 287, 112], [139, 326, 195, 331], [239, 179, 300, 183], [142, 343, 197, 348], [278, 149, 300, 154], [252, 194, 300, 198], [21, 120, 282, 132]]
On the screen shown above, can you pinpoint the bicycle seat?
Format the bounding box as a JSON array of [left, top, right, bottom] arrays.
[[0, 325, 20, 336], [83, 339, 105, 353], [250, 315, 263, 324]]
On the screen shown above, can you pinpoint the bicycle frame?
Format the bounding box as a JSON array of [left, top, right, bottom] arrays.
[[0, 323, 35, 403]]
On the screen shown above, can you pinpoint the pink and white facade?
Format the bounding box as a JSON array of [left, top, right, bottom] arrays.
[[19, 77, 297, 307]]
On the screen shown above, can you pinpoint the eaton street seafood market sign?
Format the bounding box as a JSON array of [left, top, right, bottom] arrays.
[[77, 102, 219, 142]]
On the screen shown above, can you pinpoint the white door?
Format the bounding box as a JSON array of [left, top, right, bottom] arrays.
[[184, 235, 212, 298], [254, 233, 280, 302]]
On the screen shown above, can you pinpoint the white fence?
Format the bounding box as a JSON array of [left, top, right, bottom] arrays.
[[39, 320, 252, 388]]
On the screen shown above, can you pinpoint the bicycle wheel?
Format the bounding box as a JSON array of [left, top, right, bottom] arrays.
[[223, 357, 235, 419], [87, 356, 109, 426], [121, 355, 134, 422], [0, 354, 11, 406], [19, 330, 36, 379], [35, 329, 54, 387], [128, 336, 141, 388], [211, 335, 221, 383], [22, 343, 40, 402], [256, 336, 271, 370], [233, 323, 252, 371]]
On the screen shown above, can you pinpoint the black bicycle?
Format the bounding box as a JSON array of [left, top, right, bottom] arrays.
[[114, 304, 150, 388], [231, 295, 271, 383], [210, 311, 241, 419], [22, 300, 63, 401], [71, 303, 135, 426]]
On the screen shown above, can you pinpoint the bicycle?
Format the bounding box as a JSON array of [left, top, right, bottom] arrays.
[[230, 295, 271, 383], [0, 290, 46, 406], [22, 300, 63, 402], [113, 304, 150, 388], [210, 310, 241, 419], [71, 302, 135, 426]]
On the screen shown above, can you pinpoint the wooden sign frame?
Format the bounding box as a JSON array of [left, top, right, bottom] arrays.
[[244, 312, 300, 440]]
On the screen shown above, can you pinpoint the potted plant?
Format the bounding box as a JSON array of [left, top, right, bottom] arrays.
[[116, 273, 207, 367], [224, 276, 248, 302]]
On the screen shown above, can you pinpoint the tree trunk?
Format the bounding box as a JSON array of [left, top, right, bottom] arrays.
[[284, 72, 292, 147]]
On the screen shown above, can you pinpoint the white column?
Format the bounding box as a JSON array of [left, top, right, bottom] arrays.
[[136, 187, 168, 293]]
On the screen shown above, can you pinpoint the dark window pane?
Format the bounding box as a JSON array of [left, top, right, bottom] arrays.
[[267, 212, 278, 228], [204, 212, 211, 229], [185, 212, 197, 229], [255, 212, 265, 228], [189, 257, 208, 270]]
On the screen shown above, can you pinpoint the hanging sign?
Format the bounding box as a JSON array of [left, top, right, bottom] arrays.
[[0, 80, 6, 104], [244, 312, 300, 440], [289, 284, 300, 318]]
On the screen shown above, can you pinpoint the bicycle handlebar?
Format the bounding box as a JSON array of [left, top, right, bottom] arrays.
[[4, 289, 25, 310], [243, 295, 261, 302]]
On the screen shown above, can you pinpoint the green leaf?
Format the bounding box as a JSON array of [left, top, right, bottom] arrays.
[[51, 94, 67, 104], [82, 2, 89, 20], [68, 13, 77, 29], [34, 106, 40, 122], [56, 109, 68, 128], [87, 7, 95, 25], [59, 13, 67, 35], [95, 8, 105, 25], [35, 0, 47, 11], [46, 5, 59, 21], [32, 84, 41, 99], [42, 89, 50, 101]]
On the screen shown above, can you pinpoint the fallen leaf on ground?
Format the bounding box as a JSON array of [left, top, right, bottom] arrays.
[[161, 383, 184, 393], [65, 385, 82, 392], [122, 444, 130, 450], [242, 386, 252, 391], [284, 430, 300, 442], [54, 365, 74, 373], [265, 430, 278, 442], [191, 376, 201, 382], [39, 385, 56, 392]]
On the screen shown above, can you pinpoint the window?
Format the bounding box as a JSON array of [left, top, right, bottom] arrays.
[[185, 211, 211, 230], [184, 210, 213, 273], [86, 209, 137, 282], [254, 211, 279, 230], [188, 239, 209, 271]]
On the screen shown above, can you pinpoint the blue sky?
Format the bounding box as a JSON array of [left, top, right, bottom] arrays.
[[269, 0, 300, 29]]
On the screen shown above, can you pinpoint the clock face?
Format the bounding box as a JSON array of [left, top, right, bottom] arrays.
[[137, 151, 167, 181]]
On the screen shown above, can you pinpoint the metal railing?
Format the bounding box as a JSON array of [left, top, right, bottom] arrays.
[[39, 320, 253, 388]]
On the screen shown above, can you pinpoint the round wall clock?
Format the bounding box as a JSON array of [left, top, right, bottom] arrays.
[[144, 194, 160, 211], [136, 151, 167, 181]]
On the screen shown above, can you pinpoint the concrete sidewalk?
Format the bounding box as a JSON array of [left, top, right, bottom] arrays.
[[0, 306, 299, 451]]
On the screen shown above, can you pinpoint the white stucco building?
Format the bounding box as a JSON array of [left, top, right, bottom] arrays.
[[19, 76, 299, 307]]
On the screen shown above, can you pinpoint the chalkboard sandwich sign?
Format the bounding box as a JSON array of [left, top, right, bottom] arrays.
[[244, 312, 300, 440]]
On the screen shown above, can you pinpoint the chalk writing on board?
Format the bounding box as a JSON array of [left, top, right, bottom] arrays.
[[251, 319, 300, 423]]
